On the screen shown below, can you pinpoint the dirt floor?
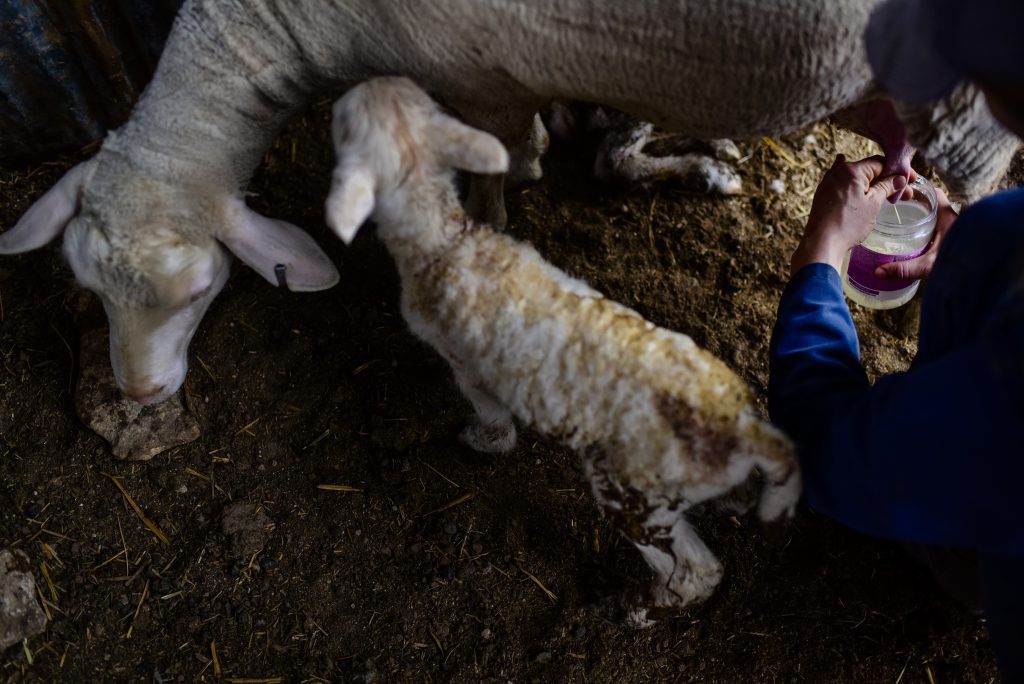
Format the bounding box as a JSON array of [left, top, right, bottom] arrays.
[[0, 103, 1019, 683]]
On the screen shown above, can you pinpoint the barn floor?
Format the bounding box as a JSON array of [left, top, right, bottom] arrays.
[[0, 103, 1016, 683]]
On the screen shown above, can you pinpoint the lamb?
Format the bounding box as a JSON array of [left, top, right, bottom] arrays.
[[325, 77, 801, 625], [2, 0, 1018, 405], [546, 101, 746, 194]]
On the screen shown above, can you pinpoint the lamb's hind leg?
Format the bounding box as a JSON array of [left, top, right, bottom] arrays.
[[453, 369, 517, 454], [596, 120, 743, 195], [585, 451, 723, 627], [637, 517, 724, 612], [602, 503, 723, 628]]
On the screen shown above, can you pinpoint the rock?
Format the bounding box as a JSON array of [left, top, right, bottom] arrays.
[[0, 549, 47, 650], [221, 503, 275, 561], [75, 327, 200, 461]]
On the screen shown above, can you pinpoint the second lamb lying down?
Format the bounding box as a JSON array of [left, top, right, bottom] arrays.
[[326, 77, 800, 625]]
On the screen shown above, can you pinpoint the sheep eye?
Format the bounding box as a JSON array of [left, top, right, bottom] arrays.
[[188, 287, 210, 305]]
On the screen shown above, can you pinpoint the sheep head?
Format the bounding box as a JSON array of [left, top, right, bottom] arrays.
[[325, 77, 509, 243], [1, 155, 339, 405]]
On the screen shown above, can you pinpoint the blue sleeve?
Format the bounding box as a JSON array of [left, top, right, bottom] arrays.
[[768, 264, 1024, 556]]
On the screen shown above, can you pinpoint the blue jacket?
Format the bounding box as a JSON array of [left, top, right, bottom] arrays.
[[769, 189, 1024, 681]]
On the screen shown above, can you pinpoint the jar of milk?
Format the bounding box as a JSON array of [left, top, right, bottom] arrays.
[[841, 176, 938, 309]]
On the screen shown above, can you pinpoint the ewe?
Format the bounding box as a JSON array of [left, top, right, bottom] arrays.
[[3, 0, 1015, 404]]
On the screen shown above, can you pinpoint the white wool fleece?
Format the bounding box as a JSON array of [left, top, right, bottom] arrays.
[[4, 0, 1017, 404]]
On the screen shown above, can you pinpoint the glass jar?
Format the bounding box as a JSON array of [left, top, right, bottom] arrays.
[[840, 176, 938, 309]]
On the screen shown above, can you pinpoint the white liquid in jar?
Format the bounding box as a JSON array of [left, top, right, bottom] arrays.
[[876, 202, 932, 238], [841, 198, 935, 310]]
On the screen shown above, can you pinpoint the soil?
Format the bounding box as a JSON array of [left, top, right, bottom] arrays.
[[1, 103, 1019, 683]]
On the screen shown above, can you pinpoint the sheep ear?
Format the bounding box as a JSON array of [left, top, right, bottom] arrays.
[[0, 161, 94, 254], [220, 199, 339, 292], [325, 167, 375, 244], [433, 116, 509, 175]]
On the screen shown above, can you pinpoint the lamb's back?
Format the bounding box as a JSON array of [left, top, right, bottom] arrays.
[[407, 230, 758, 486]]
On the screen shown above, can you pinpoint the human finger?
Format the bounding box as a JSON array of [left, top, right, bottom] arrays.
[[846, 154, 886, 181], [933, 187, 959, 229], [874, 249, 937, 281], [874, 198, 957, 281], [867, 173, 908, 202]]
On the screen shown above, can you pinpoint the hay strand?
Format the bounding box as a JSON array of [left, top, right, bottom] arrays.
[[124, 579, 149, 639], [520, 567, 557, 603], [104, 473, 169, 545]]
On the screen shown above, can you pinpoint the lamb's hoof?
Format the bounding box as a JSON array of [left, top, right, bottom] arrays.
[[649, 576, 720, 611], [506, 157, 544, 188], [623, 604, 658, 630], [709, 138, 742, 161], [681, 156, 743, 195], [760, 519, 792, 550], [756, 473, 802, 523], [590, 590, 663, 629], [507, 114, 549, 188], [458, 420, 516, 454]]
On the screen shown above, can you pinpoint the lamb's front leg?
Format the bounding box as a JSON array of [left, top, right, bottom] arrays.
[[506, 113, 549, 187], [465, 175, 508, 229], [454, 101, 543, 229], [452, 369, 517, 453]]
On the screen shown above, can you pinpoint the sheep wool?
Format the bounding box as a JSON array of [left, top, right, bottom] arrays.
[[5, 0, 1017, 404]]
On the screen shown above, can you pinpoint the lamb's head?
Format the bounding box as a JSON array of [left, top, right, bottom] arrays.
[[1, 155, 339, 405], [899, 83, 1021, 202], [325, 77, 509, 243]]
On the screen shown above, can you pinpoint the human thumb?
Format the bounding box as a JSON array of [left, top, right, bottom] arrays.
[[870, 174, 907, 202], [875, 257, 923, 281]]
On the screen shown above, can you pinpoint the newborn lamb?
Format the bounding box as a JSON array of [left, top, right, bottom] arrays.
[[326, 78, 800, 625]]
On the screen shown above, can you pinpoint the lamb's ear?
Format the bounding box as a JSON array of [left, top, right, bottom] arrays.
[[219, 199, 339, 292], [325, 167, 375, 244], [433, 116, 509, 175], [0, 161, 94, 254]]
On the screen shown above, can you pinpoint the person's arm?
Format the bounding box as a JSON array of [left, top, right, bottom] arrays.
[[769, 153, 900, 474], [769, 156, 1024, 554], [771, 284, 1024, 553]]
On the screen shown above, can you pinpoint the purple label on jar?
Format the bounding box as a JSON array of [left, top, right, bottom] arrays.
[[846, 244, 928, 296]]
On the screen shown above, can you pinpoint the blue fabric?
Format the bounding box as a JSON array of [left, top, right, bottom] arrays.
[[769, 189, 1024, 682]]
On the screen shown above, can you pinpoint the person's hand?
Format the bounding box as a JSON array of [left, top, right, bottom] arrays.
[[789, 154, 908, 276], [873, 187, 958, 281]]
